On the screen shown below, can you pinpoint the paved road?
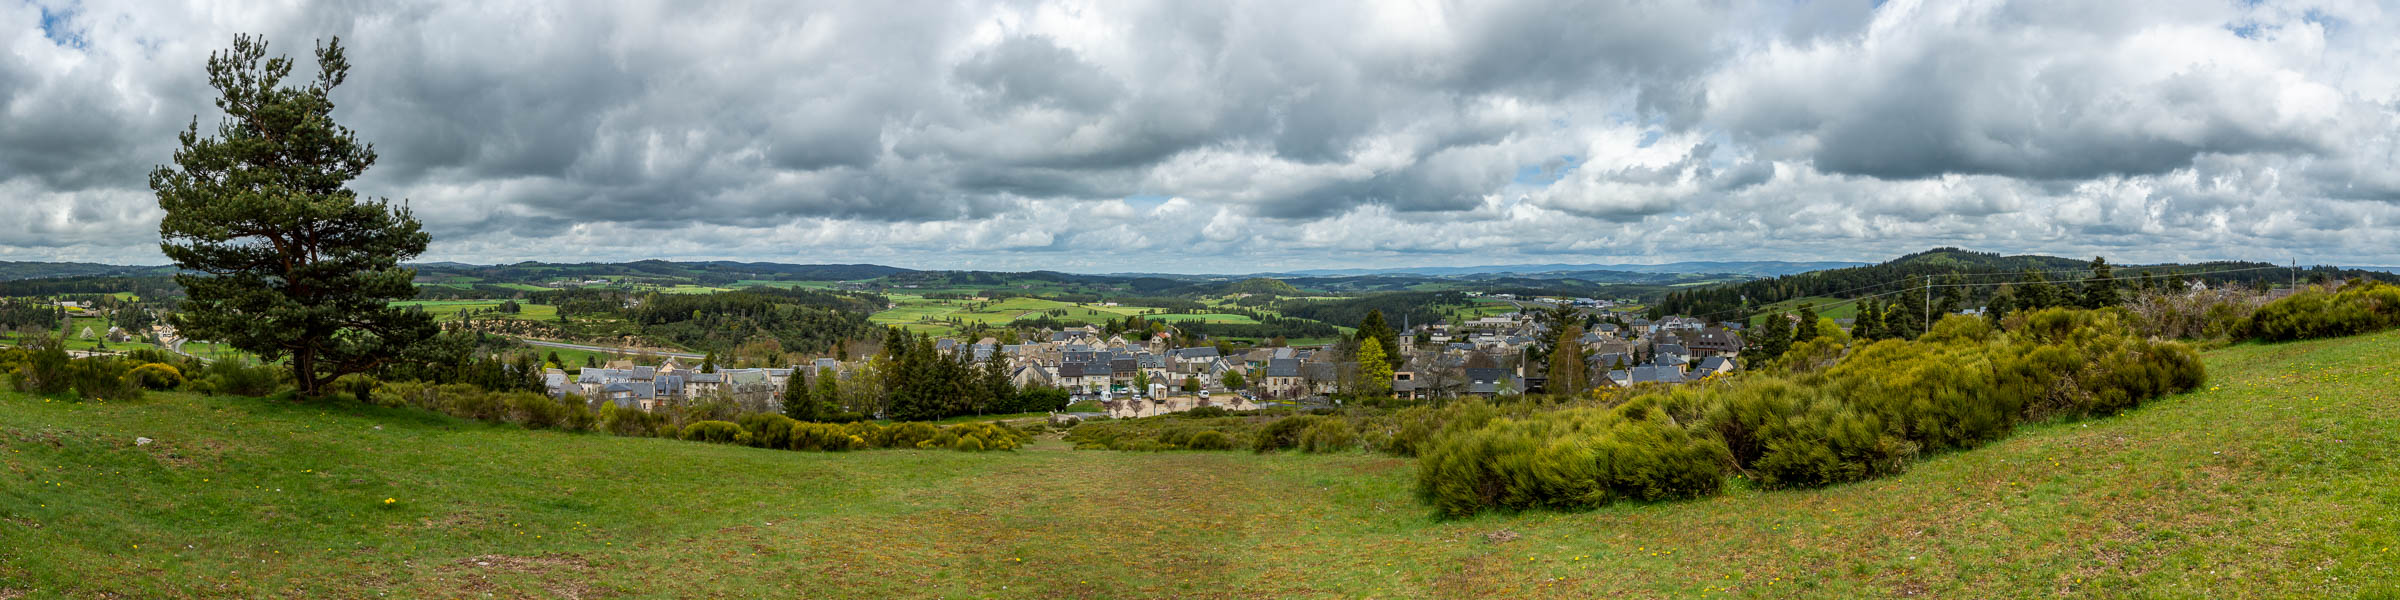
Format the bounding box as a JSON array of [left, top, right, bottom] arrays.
[[511, 338, 707, 360]]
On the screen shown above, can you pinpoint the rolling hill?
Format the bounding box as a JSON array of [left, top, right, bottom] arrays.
[[4, 329, 2396, 597]]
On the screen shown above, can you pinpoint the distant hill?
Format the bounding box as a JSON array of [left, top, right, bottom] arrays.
[[1652, 247, 2397, 320], [0, 261, 177, 281], [1278, 260, 1864, 278]]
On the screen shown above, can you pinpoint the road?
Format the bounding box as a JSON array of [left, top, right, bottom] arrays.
[[511, 338, 708, 360]]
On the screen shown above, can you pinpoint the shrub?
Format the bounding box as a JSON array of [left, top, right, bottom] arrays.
[[556, 394, 597, 431], [1180, 406, 1231, 419], [189, 359, 285, 397], [329, 373, 380, 402], [1297, 418, 1358, 453], [1184, 430, 1237, 450], [879, 422, 940, 449], [598, 402, 667, 437], [1416, 405, 1729, 517], [126, 363, 187, 391], [788, 422, 861, 451], [2245, 281, 2400, 342], [680, 420, 745, 444], [740, 413, 801, 449], [1253, 415, 1327, 453], [68, 357, 144, 401], [498, 392, 570, 429], [9, 336, 71, 394], [1386, 400, 1499, 457]]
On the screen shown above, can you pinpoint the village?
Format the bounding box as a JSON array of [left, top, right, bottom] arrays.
[[538, 303, 1751, 420]]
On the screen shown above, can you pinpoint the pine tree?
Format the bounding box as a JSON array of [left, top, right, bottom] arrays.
[[700, 351, 718, 373], [1854, 300, 1882, 341], [1355, 309, 1400, 371], [1794, 303, 1820, 342], [2082, 257, 2120, 308], [1749, 314, 1793, 363], [2020, 271, 2057, 310], [151, 35, 435, 396], [1543, 325, 1585, 396], [781, 369, 817, 421], [1936, 273, 1966, 316]]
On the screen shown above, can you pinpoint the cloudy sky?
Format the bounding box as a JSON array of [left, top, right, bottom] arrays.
[[4, 0, 2397, 273]]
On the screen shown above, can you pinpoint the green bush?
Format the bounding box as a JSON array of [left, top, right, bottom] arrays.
[[1413, 307, 2205, 516], [1184, 430, 1237, 450], [1253, 415, 1328, 453], [1416, 405, 1729, 517], [739, 413, 801, 449], [499, 392, 568, 429], [9, 337, 71, 394], [126, 363, 187, 391], [2245, 281, 2400, 342], [68, 357, 143, 401], [788, 422, 861, 451], [680, 420, 745, 444], [1297, 418, 1358, 453], [556, 394, 597, 431], [1180, 406, 1231, 419], [189, 359, 285, 397], [879, 422, 940, 449]]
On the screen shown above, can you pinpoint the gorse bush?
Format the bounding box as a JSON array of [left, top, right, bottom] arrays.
[[67, 357, 144, 401], [1297, 418, 1359, 453], [1416, 404, 1730, 517], [1416, 308, 2207, 516], [2245, 280, 2400, 342], [188, 359, 285, 397], [680, 420, 746, 444], [126, 363, 186, 391], [1253, 415, 1329, 453]]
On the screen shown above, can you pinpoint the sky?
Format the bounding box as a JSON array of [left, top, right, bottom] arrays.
[[3, 0, 2398, 274]]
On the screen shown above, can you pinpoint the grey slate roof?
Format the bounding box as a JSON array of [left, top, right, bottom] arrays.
[[1266, 358, 1301, 378]]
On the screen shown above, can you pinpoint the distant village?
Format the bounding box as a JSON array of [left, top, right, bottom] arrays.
[[545, 301, 1751, 420]]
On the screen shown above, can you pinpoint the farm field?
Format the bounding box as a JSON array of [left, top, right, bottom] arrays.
[[1745, 296, 1860, 327], [389, 300, 560, 322], [4, 330, 2397, 597], [869, 296, 1197, 335]]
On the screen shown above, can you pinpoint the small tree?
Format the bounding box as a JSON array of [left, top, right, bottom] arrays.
[[1356, 337, 1394, 398], [781, 369, 817, 421], [1181, 377, 1201, 393], [2082, 257, 2120, 308], [1221, 369, 1247, 390], [1794, 303, 1820, 343], [700, 351, 718, 373], [1544, 325, 1586, 396]]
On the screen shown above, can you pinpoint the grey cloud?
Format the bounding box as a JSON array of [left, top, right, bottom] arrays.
[[2, 0, 2397, 269]]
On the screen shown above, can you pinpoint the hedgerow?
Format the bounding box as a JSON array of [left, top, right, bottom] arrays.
[[2245, 280, 2400, 342]]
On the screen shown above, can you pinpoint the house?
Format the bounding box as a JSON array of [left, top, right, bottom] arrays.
[[1692, 356, 1740, 378], [1688, 328, 1743, 357], [1262, 358, 1305, 398], [1302, 362, 1341, 395], [1392, 371, 1421, 401], [1463, 368, 1515, 396]]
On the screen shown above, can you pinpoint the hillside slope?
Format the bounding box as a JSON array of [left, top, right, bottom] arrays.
[[3, 331, 2396, 598]]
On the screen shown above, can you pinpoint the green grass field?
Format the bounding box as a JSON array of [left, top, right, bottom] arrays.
[[4, 330, 2396, 597], [389, 300, 559, 322], [870, 296, 1200, 336], [1746, 296, 1860, 327]]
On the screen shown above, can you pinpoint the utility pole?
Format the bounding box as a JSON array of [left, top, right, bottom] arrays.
[[2291, 258, 2298, 290], [1922, 275, 1932, 333]]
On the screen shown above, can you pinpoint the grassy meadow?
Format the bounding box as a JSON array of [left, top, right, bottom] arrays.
[[388, 300, 560, 322], [2, 329, 2396, 597]]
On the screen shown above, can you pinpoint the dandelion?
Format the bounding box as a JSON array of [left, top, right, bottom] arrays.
[[384, 498, 396, 505]]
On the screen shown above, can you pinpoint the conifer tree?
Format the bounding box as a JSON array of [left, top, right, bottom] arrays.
[[781, 368, 817, 421], [1794, 303, 1820, 343], [2082, 257, 2120, 308], [151, 35, 435, 396]]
